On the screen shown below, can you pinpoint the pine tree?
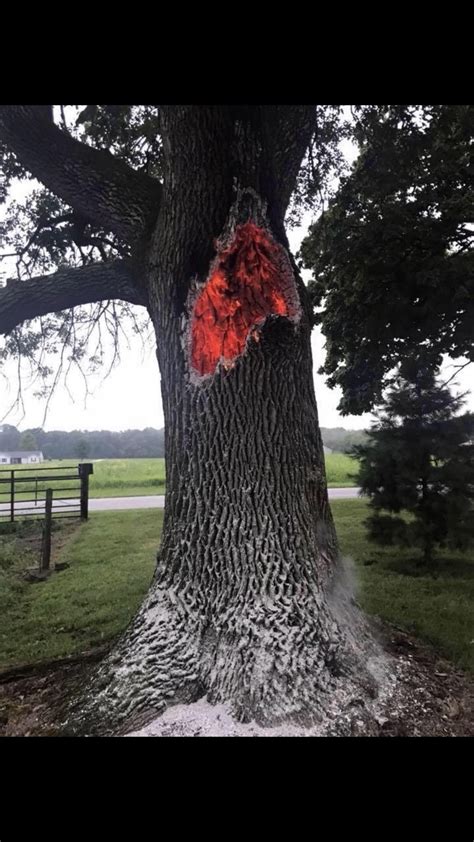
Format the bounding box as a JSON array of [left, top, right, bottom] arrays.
[[354, 360, 474, 566]]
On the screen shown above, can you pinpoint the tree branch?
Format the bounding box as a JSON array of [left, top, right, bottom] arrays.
[[0, 260, 147, 335], [0, 106, 162, 244], [440, 360, 472, 389], [261, 106, 317, 213]]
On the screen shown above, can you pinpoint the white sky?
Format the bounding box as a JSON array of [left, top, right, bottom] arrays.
[[0, 118, 472, 433]]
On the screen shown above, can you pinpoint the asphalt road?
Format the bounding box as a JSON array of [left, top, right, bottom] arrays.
[[88, 486, 361, 511], [0, 486, 361, 517]]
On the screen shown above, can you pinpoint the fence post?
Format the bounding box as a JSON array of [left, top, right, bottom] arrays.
[[10, 470, 14, 523], [40, 488, 53, 572], [78, 462, 93, 520]]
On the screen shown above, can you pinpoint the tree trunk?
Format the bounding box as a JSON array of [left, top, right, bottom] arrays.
[[65, 107, 386, 735], [420, 474, 434, 566], [422, 537, 434, 567]]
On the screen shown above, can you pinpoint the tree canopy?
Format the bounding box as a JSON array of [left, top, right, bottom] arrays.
[[1, 105, 473, 417], [300, 105, 474, 414], [0, 105, 349, 410]]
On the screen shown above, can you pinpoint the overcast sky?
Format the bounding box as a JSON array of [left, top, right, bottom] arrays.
[[1, 117, 472, 433]]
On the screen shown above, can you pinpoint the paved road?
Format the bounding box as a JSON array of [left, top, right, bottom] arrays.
[[90, 495, 167, 511], [0, 487, 361, 517], [327, 487, 361, 500], [89, 486, 361, 511]]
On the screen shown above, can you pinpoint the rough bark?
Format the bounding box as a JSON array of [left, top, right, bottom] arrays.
[[63, 107, 389, 736], [0, 260, 147, 336]]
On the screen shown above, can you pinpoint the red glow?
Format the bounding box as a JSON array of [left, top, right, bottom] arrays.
[[191, 222, 297, 375]]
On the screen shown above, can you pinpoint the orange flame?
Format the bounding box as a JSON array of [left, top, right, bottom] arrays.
[[191, 222, 296, 375]]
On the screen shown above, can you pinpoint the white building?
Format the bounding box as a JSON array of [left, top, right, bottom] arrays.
[[0, 451, 44, 465]]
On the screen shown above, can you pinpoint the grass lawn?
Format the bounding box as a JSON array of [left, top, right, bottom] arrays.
[[2, 453, 357, 503], [0, 458, 167, 502], [335, 500, 474, 673], [88, 459, 167, 497], [1, 499, 471, 674], [325, 452, 358, 487], [0, 512, 160, 669]]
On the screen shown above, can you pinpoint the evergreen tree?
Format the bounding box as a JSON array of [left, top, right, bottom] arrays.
[[354, 360, 474, 565]]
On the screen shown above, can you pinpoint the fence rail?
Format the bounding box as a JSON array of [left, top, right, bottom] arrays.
[[0, 463, 93, 522]]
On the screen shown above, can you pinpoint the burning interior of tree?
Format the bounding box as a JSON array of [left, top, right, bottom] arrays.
[[190, 222, 300, 376]]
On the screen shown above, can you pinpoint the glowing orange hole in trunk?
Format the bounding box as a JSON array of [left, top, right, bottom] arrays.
[[191, 222, 297, 376]]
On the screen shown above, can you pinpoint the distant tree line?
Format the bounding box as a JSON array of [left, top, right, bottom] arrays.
[[320, 428, 368, 453], [0, 425, 166, 459], [0, 424, 365, 459]]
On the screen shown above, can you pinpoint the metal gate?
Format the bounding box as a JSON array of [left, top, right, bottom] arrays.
[[0, 463, 93, 522]]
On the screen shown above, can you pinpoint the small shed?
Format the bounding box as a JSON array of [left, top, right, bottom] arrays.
[[0, 451, 44, 465]]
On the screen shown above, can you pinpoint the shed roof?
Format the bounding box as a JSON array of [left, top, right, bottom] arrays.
[[0, 451, 43, 457]]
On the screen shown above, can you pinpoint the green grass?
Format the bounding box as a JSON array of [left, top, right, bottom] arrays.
[[0, 458, 167, 502], [333, 500, 474, 672], [0, 511, 161, 669], [88, 458, 167, 496], [325, 452, 358, 487], [0, 500, 472, 674], [1, 453, 357, 502]]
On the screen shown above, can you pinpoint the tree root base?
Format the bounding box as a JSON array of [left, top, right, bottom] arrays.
[[2, 623, 472, 738]]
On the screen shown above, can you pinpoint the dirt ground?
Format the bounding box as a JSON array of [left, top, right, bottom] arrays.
[[0, 622, 472, 737]]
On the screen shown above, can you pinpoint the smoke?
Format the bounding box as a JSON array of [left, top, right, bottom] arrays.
[[326, 552, 395, 693]]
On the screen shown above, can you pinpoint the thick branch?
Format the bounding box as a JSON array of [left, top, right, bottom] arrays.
[[261, 106, 317, 213], [0, 106, 162, 243], [0, 260, 147, 335]]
